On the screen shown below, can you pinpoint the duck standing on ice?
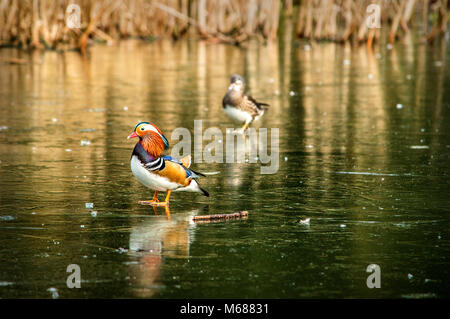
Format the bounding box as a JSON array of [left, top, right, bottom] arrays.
[[222, 74, 269, 132], [128, 122, 209, 206]]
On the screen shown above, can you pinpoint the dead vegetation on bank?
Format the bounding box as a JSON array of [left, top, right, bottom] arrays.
[[0, 0, 447, 52], [296, 0, 448, 47]]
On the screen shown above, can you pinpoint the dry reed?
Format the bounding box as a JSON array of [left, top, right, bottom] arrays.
[[296, 0, 449, 47], [0, 0, 447, 52]]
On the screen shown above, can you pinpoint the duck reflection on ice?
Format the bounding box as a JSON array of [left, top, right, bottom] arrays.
[[127, 206, 205, 297]]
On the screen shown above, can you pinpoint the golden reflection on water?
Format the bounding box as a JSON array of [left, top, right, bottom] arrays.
[[1, 38, 446, 175]]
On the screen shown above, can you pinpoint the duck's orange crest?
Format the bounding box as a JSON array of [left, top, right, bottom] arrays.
[[141, 131, 166, 157]]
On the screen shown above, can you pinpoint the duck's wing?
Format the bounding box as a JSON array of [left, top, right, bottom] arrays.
[[159, 157, 209, 196], [179, 155, 191, 168], [247, 95, 270, 111], [236, 95, 269, 118], [161, 155, 205, 178]]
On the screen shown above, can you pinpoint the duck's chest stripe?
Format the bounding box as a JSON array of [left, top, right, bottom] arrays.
[[132, 142, 165, 171], [144, 157, 165, 171]]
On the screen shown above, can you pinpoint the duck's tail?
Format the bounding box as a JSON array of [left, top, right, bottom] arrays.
[[199, 185, 210, 197], [191, 179, 209, 197]]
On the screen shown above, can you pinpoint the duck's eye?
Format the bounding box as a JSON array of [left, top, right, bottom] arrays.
[[141, 127, 145, 131]]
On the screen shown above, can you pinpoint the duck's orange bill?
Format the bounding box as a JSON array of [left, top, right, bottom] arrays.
[[127, 131, 138, 139]]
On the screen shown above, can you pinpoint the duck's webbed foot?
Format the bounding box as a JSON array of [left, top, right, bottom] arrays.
[[153, 190, 171, 206], [139, 191, 160, 205]]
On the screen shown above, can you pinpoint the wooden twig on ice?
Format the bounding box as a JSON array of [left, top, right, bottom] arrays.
[[193, 211, 248, 222]]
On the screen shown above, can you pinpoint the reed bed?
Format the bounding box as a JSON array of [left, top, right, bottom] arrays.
[[296, 0, 448, 46], [0, 0, 447, 53]]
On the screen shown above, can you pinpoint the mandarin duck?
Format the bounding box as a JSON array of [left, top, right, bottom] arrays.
[[222, 74, 269, 132], [128, 122, 209, 206]]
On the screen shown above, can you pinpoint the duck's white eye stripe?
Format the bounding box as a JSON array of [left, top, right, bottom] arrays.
[[139, 124, 161, 136], [148, 126, 160, 134]]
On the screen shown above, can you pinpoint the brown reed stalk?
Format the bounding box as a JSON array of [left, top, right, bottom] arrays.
[[389, 0, 406, 44], [427, 0, 448, 43]]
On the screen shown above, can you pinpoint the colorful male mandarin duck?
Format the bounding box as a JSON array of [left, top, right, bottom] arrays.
[[222, 74, 269, 132], [128, 122, 209, 206]]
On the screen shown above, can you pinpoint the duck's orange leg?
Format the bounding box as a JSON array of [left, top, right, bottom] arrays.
[[139, 191, 159, 205], [155, 190, 171, 207]]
